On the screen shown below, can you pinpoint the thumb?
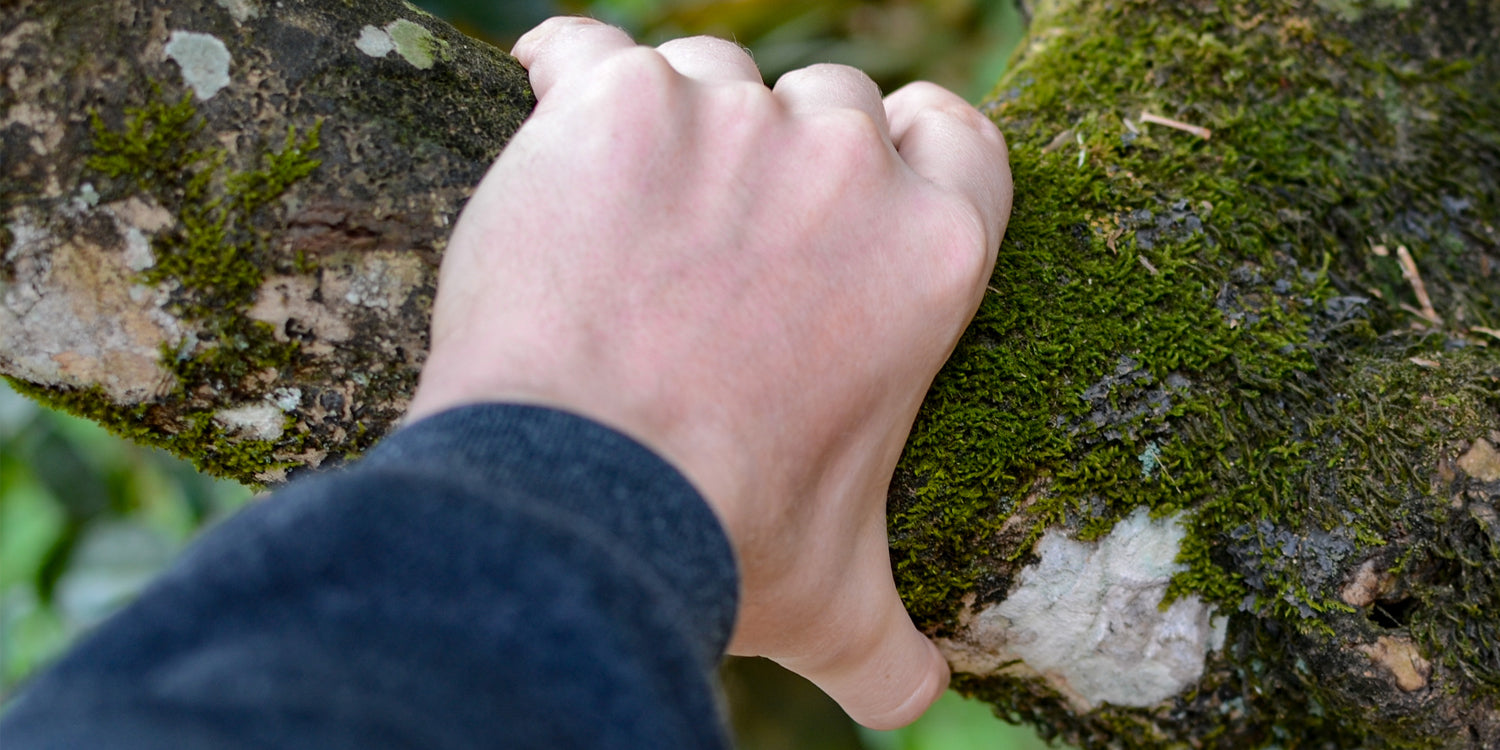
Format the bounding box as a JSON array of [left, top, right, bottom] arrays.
[[772, 563, 951, 729]]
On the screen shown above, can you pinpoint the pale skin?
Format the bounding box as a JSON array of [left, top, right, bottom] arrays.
[[406, 16, 1013, 731]]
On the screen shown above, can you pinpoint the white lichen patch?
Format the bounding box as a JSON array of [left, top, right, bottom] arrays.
[[325, 251, 425, 311], [106, 197, 172, 274], [164, 31, 232, 101], [269, 387, 302, 412], [122, 228, 154, 271], [214, 0, 259, 23], [72, 183, 100, 213], [214, 402, 285, 441], [356, 19, 440, 70], [356, 25, 396, 58], [936, 507, 1227, 712]]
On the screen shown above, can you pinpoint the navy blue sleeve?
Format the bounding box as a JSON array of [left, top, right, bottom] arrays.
[[0, 404, 740, 750]]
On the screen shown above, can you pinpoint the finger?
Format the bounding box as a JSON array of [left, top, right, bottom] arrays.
[[772, 63, 890, 138], [884, 82, 1013, 250], [656, 36, 763, 84], [512, 17, 639, 101], [773, 544, 951, 730]]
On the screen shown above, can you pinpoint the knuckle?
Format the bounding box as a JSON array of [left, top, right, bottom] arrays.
[[927, 195, 993, 295], [585, 46, 682, 105], [601, 45, 677, 83], [919, 97, 995, 140], [894, 80, 951, 102], [820, 106, 886, 141], [658, 35, 744, 56], [805, 109, 891, 175], [781, 63, 879, 95]]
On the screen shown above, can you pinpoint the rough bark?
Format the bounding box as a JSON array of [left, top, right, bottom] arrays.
[[2, 0, 532, 480], [3, 0, 1499, 747]]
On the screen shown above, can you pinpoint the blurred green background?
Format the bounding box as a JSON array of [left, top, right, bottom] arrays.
[[423, 0, 1026, 102], [0, 1, 1060, 747]]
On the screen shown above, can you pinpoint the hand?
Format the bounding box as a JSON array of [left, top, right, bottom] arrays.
[[406, 17, 1012, 729]]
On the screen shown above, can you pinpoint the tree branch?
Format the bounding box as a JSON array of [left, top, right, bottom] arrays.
[[2, 0, 532, 480]]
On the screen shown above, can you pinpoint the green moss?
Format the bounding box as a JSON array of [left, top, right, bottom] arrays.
[[892, 1, 1333, 629], [2, 377, 292, 483], [87, 88, 320, 392], [25, 86, 329, 481], [892, 0, 1500, 743], [87, 91, 206, 186], [227, 123, 323, 217], [161, 320, 299, 391]]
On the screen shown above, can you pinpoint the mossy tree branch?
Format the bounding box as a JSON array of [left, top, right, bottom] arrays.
[[3, 0, 1498, 746], [2, 0, 532, 480]]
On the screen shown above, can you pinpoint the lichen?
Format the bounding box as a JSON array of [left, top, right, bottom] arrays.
[[356, 19, 447, 70], [163, 31, 232, 101], [214, 0, 259, 24]]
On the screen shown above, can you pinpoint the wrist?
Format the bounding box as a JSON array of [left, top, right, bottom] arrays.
[[407, 345, 758, 549]]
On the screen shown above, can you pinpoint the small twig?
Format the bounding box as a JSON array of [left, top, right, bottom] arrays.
[[1400, 303, 1434, 323], [1076, 132, 1087, 169], [1137, 254, 1160, 275], [1139, 111, 1212, 140], [1396, 245, 1442, 324], [1042, 129, 1074, 153], [1470, 326, 1500, 340], [1409, 357, 1442, 369]]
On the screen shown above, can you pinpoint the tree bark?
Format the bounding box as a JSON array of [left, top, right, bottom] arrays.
[[3, 0, 1498, 746], [2, 0, 532, 480]]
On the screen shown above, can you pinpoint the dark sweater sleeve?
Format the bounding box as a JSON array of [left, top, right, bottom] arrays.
[[0, 404, 740, 750]]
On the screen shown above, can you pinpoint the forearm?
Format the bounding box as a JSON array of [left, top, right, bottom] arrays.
[[0, 405, 738, 749]]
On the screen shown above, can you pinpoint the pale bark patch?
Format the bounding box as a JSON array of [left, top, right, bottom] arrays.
[[1458, 438, 1500, 482], [1, 215, 180, 403], [1359, 636, 1432, 692]]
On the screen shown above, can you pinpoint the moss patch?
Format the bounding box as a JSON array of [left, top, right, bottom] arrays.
[[88, 88, 320, 392], [891, 0, 1500, 744], [3, 377, 283, 483], [71, 87, 326, 479], [89, 91, 321, 322]]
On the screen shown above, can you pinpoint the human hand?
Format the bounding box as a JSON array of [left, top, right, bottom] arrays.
[[406, 17, 1011, 729]]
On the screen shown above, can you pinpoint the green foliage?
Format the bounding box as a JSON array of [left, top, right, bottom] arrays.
[[0, 382, 249, 698], [549, 0, 1024, 100]]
